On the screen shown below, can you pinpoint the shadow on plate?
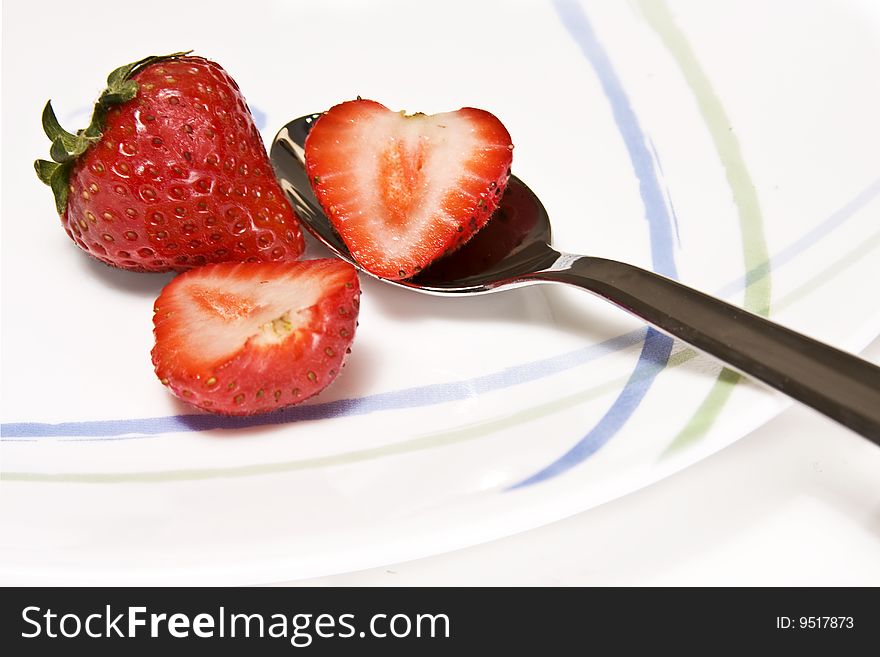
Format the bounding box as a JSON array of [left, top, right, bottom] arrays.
[[77, 253, 175, 298]]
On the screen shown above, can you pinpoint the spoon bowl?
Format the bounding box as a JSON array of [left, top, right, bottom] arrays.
[[271, 113, 556, 294], [271, 113, 880, 440]]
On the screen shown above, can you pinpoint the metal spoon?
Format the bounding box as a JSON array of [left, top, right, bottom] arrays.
[[271, 114, 880, 442]]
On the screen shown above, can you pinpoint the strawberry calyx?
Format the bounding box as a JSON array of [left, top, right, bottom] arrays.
[[34, 51, 192, 215]]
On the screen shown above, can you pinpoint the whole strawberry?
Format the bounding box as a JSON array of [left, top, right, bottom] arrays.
[[35, 52, 304, 272]]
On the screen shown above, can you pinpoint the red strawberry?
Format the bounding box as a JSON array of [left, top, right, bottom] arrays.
[[304, 99, 513, 280], [35, 52, 304, 272], [416, 178, 540, 282], [152, 259, 359, 416]]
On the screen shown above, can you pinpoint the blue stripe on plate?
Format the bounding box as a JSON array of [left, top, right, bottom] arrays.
[[3, 174, 879, 442], [715, 177, 880, 298], [1, 330, 648, 440], [512, 328, 674, 488], [506, 0, 680, 488]]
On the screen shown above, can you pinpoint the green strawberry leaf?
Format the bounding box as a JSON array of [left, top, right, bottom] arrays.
[[100, 79, 139, 106], [34, 159, 71, 215], [34, 159, 60, 185], [49, 163, 71, 216], [49, 137, 78, 163], [35, 51, 193, 215], [41, 102, 79, 153]]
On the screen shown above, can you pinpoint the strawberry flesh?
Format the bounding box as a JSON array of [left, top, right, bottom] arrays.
[[152, 259, 359, 415], [416, 178, 540, 282], [305, 99, 513, 280]]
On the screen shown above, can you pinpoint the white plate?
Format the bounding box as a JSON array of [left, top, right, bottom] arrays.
[[2, 0, 879, 585]]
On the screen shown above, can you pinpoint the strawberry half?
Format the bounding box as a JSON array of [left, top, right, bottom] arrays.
[[305, 99, 513, 280], [35, 52, 304, 272], [152, 259, 359, 416]]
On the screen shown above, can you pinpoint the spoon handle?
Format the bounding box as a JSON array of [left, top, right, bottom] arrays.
[[528, 254, 880, 441]]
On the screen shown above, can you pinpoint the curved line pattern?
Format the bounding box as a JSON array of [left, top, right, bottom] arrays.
[[2, 10, 879, 466], [6, 174, 871, 443], [635, 0, 772, 453], [511, 329, 674, 488], [509, 0, 680, 488], [6, 223, 880, 484], [1, 330, 647, 440], [3, 0, 682, 454]]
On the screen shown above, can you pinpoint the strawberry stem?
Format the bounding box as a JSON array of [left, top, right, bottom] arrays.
[[34, 51, 193, 216]]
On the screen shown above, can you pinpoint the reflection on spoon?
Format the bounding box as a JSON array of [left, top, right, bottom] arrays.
[[271, 113, 880, 440]]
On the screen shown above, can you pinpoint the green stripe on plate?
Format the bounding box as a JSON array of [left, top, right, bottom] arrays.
[[6, 220, 878, 486], [4, 347, 702, 484], [635, 0, 773, 453], [663, 225, 880, 452]]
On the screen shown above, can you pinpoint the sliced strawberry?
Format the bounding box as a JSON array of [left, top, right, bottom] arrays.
[[152, 259, 359, 415], [305, 99, 513, 280], [416, 178, 540, 282]]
